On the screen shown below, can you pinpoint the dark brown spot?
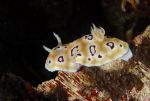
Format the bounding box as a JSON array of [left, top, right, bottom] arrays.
[[120, 44, 122, 47], [58, 56, 64, 63], [106, 42, 114, 49], [98, 54, 102, 58], [89, 45, 96, 56], [77, 53, 81, 56], [48, 60, 51, 64], [54, 46, 60, 50], [88, 58, 91, 61], [85, 35, 93, 40], [71, 45, 79, 56]]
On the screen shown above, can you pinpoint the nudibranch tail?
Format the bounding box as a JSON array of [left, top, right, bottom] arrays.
[[53, 32, 62, 45], [43, 45, 52, 53]]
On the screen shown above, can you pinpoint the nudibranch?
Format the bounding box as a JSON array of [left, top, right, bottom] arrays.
[[43, 25, 133, 72]]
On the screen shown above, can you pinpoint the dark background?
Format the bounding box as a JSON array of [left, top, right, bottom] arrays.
[[0, 0, 149, 86]]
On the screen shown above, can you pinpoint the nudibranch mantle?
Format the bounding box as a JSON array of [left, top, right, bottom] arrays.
[[43, 25, 133, 72]]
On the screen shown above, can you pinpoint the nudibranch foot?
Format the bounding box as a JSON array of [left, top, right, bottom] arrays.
[[119, 48, 133, 61], [45, 62, 81, 72]]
